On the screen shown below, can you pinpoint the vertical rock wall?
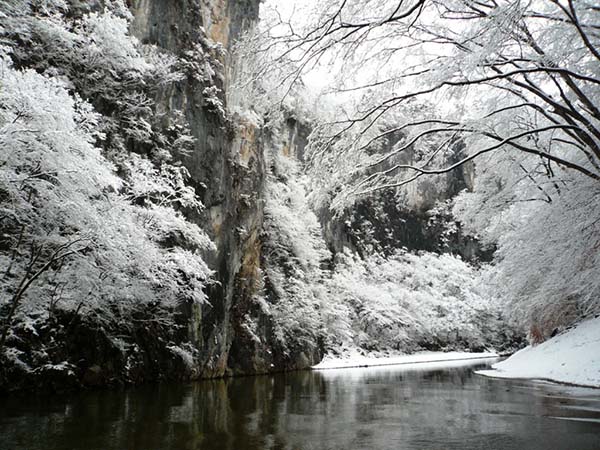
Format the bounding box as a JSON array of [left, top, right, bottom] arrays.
[[127, 0, 314, 377]]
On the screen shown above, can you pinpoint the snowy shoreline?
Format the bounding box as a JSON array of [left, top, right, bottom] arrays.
[[311, 351, 499, 370], [476, 317, 600, 389]]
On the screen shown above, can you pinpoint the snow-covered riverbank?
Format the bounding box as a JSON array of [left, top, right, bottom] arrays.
[[477, 317, 600, 388], [312, 351, 499, 370]]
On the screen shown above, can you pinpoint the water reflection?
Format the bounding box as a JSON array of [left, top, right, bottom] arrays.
[[1, 359, 599, 450]]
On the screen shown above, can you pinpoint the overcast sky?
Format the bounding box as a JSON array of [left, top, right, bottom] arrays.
[[261, 0, 335, 92]]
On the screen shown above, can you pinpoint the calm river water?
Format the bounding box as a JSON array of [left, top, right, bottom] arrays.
[[1, 359, 599, 450]]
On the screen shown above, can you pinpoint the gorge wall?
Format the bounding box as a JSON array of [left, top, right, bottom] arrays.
[[120, 0, 323, 378], [0, 0, 323, 393], [128, 0, 268, 378]]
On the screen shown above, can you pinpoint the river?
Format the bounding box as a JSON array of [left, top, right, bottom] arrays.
[[1, 359, 599, 449]]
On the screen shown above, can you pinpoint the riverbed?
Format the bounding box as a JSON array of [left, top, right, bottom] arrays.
[[1, 358, 599, 449]]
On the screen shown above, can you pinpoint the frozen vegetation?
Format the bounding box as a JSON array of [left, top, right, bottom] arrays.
[[323, 250, 513, 354], [254, 132, 514, 359], [0, 0, 218, 387]]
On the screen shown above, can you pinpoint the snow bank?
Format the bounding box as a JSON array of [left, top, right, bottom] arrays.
[[477, 317, 600, 388], [312, 350, 498, 370]]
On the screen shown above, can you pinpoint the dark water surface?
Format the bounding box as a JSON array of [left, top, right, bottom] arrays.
[[1, 359, 599, 450]]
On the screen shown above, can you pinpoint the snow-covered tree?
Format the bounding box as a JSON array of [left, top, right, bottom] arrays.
[[326, 249, 510, 354], [254, 0, 600, 336], [257, 122, 335, 355], [0, 2, 214, 353]]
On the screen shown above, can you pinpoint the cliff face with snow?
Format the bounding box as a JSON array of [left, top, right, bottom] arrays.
[[0, 0, 324, 393], [128, 0, 272, 378], [317, 140, 491, 263], [129, 0, 277, 378], [113, 0, 330, 377]]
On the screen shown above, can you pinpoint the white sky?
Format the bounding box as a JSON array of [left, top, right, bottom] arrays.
[[261, 0, 336, 92], [258, 0, 469, 118]]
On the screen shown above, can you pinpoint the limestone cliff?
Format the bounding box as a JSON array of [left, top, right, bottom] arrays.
[[128, 0, 320, 378]]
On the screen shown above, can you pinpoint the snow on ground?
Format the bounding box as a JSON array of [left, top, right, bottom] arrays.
[[312, 350, 499, 370], [477, 316, 600, 388], [316, 358, 503, 381]]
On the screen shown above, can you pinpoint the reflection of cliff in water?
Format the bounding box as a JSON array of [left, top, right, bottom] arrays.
[[1, 361, 600, 450]]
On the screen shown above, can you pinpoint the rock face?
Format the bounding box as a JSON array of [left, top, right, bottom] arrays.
[[319, 141, 493, 263], [128, 0, 260, 378], [128, 0, 319, 378]]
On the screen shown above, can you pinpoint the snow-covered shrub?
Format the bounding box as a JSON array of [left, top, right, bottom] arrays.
[[326, 249, 507, 353], [0, 0, 215, 353], [0, 60, 213, 329], [0, 0, 188, 158]]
